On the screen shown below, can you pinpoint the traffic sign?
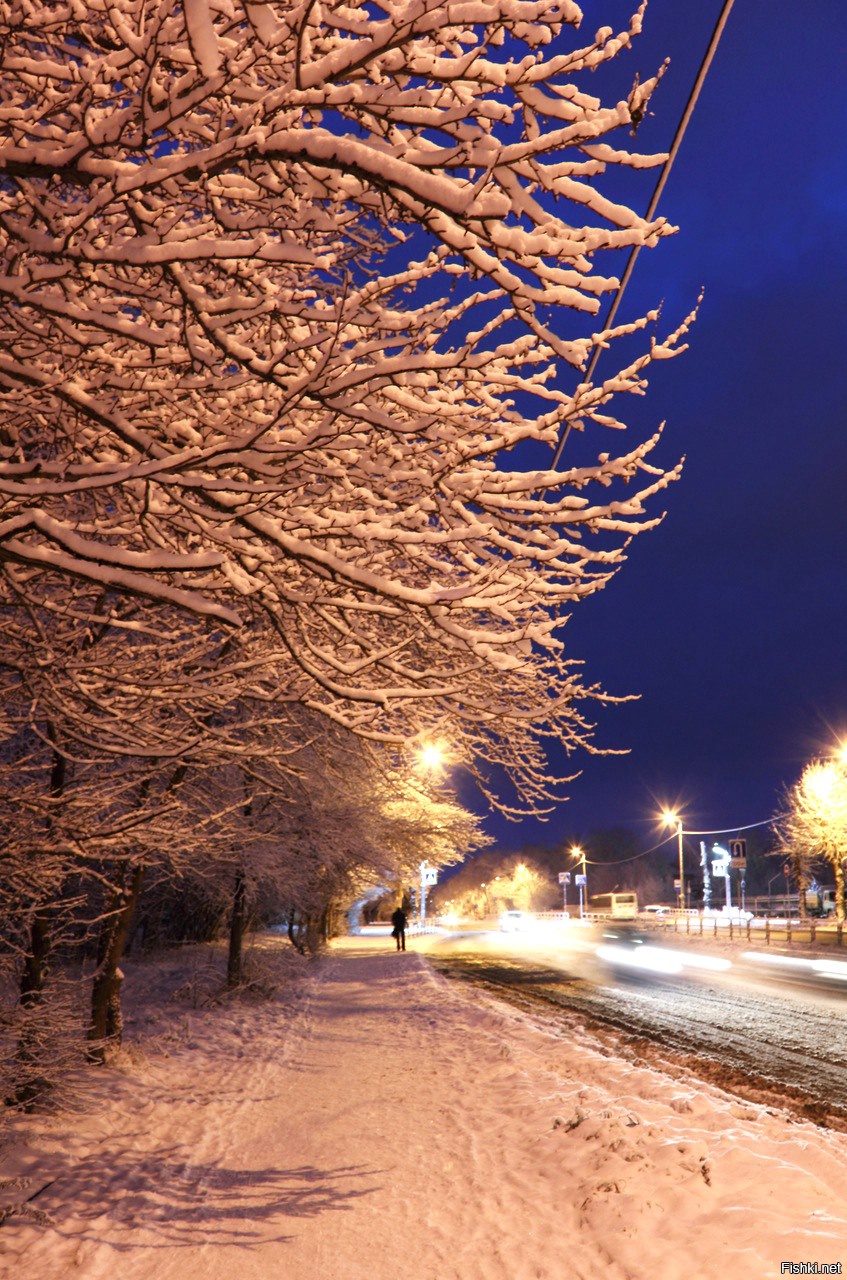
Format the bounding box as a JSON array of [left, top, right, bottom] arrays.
[[575, 874, 587, 886], [423, 869, 438, 886], [558, 872, 572, 885]]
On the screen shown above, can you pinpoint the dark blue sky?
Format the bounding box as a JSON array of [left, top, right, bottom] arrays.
[[481, 0, 847, 852]]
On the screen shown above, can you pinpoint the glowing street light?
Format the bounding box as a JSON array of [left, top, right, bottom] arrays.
[[662, 810, 686, 911], [419, 743, 444, 770]]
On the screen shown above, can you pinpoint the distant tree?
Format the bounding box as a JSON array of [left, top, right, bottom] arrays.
[[251, 741, 489, 957], [776, 759, 847, 923], [488, 861, 547, 913], [434, 848, 551, 917]]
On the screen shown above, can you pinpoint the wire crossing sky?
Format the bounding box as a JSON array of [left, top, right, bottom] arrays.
[[486, 0, 847, 850]]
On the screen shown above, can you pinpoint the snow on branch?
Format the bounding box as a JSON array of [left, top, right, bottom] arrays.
[[0, 0, 690, 813]]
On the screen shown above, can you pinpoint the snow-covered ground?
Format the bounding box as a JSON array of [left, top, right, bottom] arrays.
[[2, 932, 847, 1280]]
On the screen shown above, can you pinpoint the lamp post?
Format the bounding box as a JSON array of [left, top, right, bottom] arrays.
[[416, 744, 444, 928], [420, 860, 429, 930], [663, 811, 685, 911], [571, 845, 586, 918]]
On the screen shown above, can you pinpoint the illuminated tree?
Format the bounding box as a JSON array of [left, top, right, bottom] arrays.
[[0, 0, 691, 814], [0, 650, 485, 1084], [777, 759, 847, 923]]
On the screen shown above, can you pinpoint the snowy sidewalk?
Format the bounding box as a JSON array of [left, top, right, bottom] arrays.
[[3, 934, 847, 1280]]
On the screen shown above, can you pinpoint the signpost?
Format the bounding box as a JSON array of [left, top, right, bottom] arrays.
[[729, 838, 747, 864], [728, 839, 747, 910], [699, 841, 712, 910], [711, 844, 732, 910], [575, 872, 587, 918], [558, 870, 571, 914], [419, 860, 438, 929]]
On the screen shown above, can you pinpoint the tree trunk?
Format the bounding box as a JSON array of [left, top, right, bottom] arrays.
[[305, 913, 323, 954], [287, 909, 306, 955], [227, 869, 247, 987], [227, 781, 254, 986], [13, 743, 67, 1106], [18, 744, 67, 1005], [793, 852, 810, 920], [87, 863, 145, 1064], [19, 911, 51, 1008], [320, 903, 331, 943], [86, 762, 189, 1062], [14, 916, 54, 1107], [835, 850, 846, 925]]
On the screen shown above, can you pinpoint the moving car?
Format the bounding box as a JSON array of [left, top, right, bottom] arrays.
[[499, 909, 529, 932]]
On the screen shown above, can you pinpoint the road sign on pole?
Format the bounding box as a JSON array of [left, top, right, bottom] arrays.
[[729, 838, 747, 871], [419, 861, 437, 928]]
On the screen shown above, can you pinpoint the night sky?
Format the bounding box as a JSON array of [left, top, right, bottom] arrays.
[[479, 0, 847, 852]]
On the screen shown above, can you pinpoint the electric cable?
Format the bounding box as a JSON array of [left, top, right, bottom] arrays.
[[551, 0, 737, 470], [579, 810, 787, 866]]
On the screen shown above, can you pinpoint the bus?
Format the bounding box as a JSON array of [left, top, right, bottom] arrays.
[[588, 892, 639, 920]]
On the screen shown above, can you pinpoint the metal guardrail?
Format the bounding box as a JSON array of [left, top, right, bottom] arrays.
[[646, 912, 845, 948], [533, 909, 845, 949]]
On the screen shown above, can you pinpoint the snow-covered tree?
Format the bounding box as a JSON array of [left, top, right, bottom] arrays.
[[776, 759, 847, 924], [0, 0, 690, 814], [0, 646, 486, 1079], [215, 726, 489, 964]]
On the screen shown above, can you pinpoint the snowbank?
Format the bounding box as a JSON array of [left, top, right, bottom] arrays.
[[2, 934, 846, 1280]]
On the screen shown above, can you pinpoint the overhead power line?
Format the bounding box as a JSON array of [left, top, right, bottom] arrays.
[[552, 0, 737, 470], [584, 810, 785, 866], [684, 813, 788, 837]]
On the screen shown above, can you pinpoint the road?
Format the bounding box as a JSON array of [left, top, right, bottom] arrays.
[[428, 921, 847, 1128]]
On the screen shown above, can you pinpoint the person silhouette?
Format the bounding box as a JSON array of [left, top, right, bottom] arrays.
[[391, 906, 407, 951]]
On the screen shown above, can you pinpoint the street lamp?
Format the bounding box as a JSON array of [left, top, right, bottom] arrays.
[[419, 743, 444, 770], [662, 810, 685, 911], [571, 845, 587, 918]]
